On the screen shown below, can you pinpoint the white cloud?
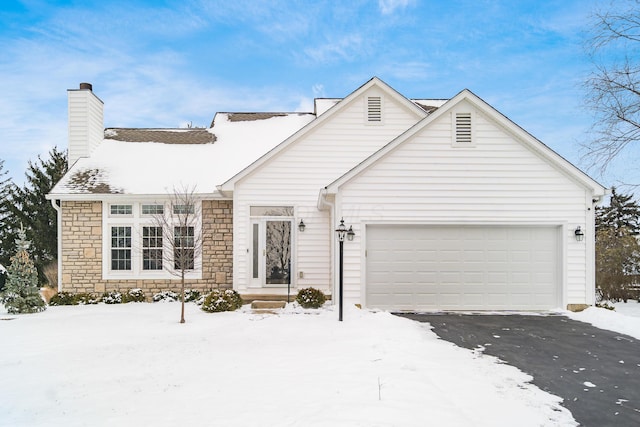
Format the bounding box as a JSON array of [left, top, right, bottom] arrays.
[[378, 0, 413, 15]]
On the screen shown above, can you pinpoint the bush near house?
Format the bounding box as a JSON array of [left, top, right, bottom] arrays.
[[296, 287, 326, 309], [49, 291, 99, 306], [122, 288, 145, 303], [153, 290, 180, 302], [101, 291, 122, 304], [201, 289, 243, 313]]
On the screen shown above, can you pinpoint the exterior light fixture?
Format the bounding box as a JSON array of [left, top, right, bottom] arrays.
[[347, 225, 355, 241], [298, 219, 306, 232], [335, 218, 355, 321], [575, 226, 584, 242]]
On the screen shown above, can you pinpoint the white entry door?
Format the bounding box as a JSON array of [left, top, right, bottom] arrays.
[[250, 218, 293, 287], [366, 225, 561, 311]]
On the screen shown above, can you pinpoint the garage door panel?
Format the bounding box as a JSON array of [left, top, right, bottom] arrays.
[[366, 225, 560, 311]]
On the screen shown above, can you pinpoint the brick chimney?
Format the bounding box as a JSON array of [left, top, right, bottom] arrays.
[[67, 83, 104, 167]]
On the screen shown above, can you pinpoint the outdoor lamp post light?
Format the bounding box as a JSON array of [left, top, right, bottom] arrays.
[[335, 218, 354, 321], [575, 226, 584, 242], [298, 219, 306, 232]]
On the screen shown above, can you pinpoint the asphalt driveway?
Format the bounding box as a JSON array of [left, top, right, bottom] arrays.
[[397, 313, 640, 427]]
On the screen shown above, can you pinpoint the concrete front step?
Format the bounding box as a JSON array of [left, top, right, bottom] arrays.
[[250, 300, 287, 310]]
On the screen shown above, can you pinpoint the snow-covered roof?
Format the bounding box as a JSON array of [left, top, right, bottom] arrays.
[[50, 112, 315, 198]]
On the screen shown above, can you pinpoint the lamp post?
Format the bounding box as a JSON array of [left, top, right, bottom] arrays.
[[335, 218, 355, 321]]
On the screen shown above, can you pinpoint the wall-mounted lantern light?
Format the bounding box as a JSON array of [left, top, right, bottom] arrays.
[[298, 219, 306, 232], [575, 226, 584, 242]]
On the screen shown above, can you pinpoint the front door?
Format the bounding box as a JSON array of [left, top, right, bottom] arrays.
[[250, 206, 294, 287], [265, 220, 292, 285]]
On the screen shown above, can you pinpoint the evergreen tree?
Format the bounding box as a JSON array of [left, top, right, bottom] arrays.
[[595, 188, 640, 301], [1, 226, 45, 314], [0, 159, 16, 270], [595, 187, 640, 236], [8, 148, 67, 283]]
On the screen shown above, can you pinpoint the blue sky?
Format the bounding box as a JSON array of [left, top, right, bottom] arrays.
[[1, 0, 635, 190]]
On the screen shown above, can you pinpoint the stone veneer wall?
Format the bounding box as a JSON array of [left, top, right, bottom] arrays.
[[60, 199, 233, 296]]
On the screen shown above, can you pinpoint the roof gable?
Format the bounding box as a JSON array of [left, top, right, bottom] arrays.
[[325, 89, 606, 196], [219, 77, 428, 192]]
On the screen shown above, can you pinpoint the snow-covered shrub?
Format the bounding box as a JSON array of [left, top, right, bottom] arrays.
[[152, 290, 179, 302], [49, 291, 78, 306], [101, 291, 122, 304], [49, 292, 99, 306], [184, 289, 201, 302], [596, 301, 615, 311], [201, 289, 243, 313], [122, 288, 145, 303], [296, 287, 326, 309], [76, 293, 99, 305]]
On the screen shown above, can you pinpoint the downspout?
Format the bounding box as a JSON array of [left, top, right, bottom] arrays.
[[318, 188, 337, 305], [50, 198, 63, 292]]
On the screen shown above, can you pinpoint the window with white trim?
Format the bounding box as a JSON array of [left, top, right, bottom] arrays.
[[142, 204, 164, 215], [174, 226, 195, 270], [173, 204, 195, 215], [110, 204, 132, 215], [111, 226, 131, 270], [102, 201, 202, 280], [142, 226, 163, 270]]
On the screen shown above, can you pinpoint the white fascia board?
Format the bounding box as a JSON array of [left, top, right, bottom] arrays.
[[45, 192, 228, 202], [219, 77, 427, 192], [325, 88, 607, 196]]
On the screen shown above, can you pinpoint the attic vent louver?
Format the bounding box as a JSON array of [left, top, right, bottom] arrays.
[[455, 112, 472, 144], [367, 96, 382, 122]]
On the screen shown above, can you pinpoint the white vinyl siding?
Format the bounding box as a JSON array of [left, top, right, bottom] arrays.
[[337, 105, 593, 308], [67, 87, 104, 166], [233, 87, 423, 293]]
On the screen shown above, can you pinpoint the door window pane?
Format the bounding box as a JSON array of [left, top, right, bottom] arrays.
[[265, 220, 291, 285]]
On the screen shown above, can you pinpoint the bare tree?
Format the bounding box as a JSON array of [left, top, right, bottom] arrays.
[[152, 185, 203, 323], [583, 0, 640, 181]]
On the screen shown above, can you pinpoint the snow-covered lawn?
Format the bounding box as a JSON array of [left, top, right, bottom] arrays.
[[567, 300, 640, 340], [3, 300, 636, 427]]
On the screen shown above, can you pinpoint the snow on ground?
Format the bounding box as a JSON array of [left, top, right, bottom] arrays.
[[0, 303, 575, 427], [566, 300, 640, 340]]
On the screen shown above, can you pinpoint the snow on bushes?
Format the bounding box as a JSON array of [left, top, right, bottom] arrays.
[[101, 291, 122, 304], [152, 291, 179, 302], [123, 288, 145, 303], [49, 292, 99, 306], [296, 287, 326, 309], [201, 289, 243, 313]]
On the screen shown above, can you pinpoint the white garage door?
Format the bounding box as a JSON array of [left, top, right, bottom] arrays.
[[366, 225, 560, 311]]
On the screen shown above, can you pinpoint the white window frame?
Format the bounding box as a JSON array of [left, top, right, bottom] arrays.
[[102, 200, 202, 280]]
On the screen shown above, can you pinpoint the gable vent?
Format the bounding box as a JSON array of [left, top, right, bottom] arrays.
[[367, 96, 382, 122], [455, 112, 472, 144]]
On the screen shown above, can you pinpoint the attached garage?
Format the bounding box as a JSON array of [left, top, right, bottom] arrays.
[[365, 225, 561, 311]]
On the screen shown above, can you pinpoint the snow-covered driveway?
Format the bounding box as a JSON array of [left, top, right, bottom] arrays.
[[401, 312, 640, 427], [0, 303, 575, 426]]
